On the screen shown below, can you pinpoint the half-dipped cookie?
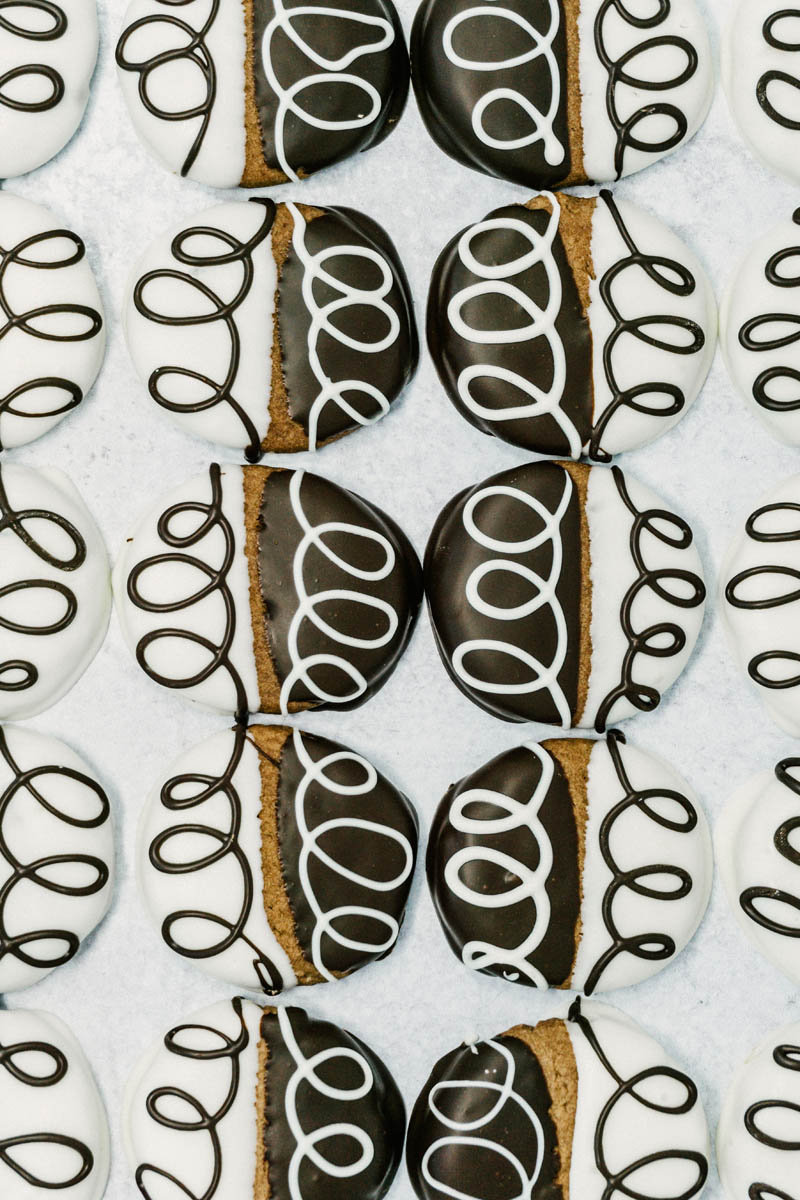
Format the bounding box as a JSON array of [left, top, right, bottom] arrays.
[[0, 463, 110, 720], [115, 463, 422, 715], [124, 198, 417, 457], [717, 757, 800, 987], [124, 997, 405, 1200], [407, 998, 710, 1200], [429, 190, 715, 459], [116, 0, 410, 187], [411, 0, 713, 189], [139, 723, 418, 992], [425, 459, 706, 729], [428, 731, 711, 994]]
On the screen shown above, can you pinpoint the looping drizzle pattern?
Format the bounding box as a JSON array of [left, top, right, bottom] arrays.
[[740, 757, 800, 940], [746, 1041, 800, 1200], [594, 0, 699, 179], [0, 462, 87, 696], [0, 0, 66, 118], [758, 10, 800, 131], [739, 209, 800, 418], [594, 466, 705, 731]]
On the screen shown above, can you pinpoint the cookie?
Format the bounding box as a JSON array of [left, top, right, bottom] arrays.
[[721, 210, 800, 445], [124, 997, 405, 1200], [428, 730, 711, 994], [723, 1, 800, 185], [425, 459, 706, 729], [722, 473, 800, 734], [411, 0, 713, 189], [0, 194, 104, 451], [139, 722, 417, 993], [0, 724, 112, 992], [717, 1022, 800, 1200], [116, 0, 409, 188], [0, 463, 110, 720], [124, 197, 416, 457], [717, 758, 800, 988], [115, 463, 422, 715], [0, 0, 98, 178], [0, 1007, 110, 1198], [407, 998, 710, 1200], [428, 189, 715, 459]]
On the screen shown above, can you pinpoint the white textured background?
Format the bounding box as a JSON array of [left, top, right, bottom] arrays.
[[4, 0, 798, 1196]]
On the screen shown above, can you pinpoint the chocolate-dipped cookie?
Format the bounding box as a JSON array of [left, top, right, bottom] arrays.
[[139, 723, 418, 993], [0, 0, 98, 178], [722, 473, 800, 735], [115, 463, 422, 715], [124, 198, 417, 457], [0, 462, 110, 720], [124, 997, 405, 1200], [116, 0, 409, 188], [718, 1022, 800, 1200], [411, 0, 713, 189], [0, 724, 113, 993], [717, 758, 800, 988], [425, 459, 706, 729], [722, 210, 800, 445], [428, 190, 715, 459], [428, 731, 711, 994], [407, 998, 710, 1200], [0, 194, 105, 451], [0, 1007, 110, 1198]]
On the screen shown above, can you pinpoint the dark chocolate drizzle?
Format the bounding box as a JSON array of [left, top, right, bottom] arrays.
[[0, 462, 87, 695], [745, 1041, 800, 1200], [757, 10, 800, 131], [0, 0, 66, 118], [584, 729, 698, 994], [0, 220, 102, 451], [594, 465, 705, 731], [724, 497, 800, 691], [0, 1026, 94, 1190], [136, 996, 250, 1200], [594, 0, 699, 180], [739, 209, 800, 419], [0, 725, 109, 979], [569, 998, 708, 1200], [115, 0, 218, 179], [740, 757, 800, 938], [589, 190, 705, 462], [132, 198, 276, 464]]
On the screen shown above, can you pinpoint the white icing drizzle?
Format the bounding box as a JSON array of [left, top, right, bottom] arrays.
[[441, 0, 565, 165], [447, 192, 579, 457], [285, 201, 400, 451], [261, 0, 396, 183], [277, 1005, 376, 1197], [280, 468, 399, 712], [451, 468, 574, 727], [421, 1035, 547, 1199], [290, 727, 414, 981], [442, 742, 555, 987]]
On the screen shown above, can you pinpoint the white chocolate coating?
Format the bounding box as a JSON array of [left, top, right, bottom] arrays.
[[717, 761, 800, 987], [0, 194, 105, 451], [723, 1, 800, 185], [717, 1020, 800, 1200], [0, 463, 110, 720], [0, 1007, 110, 1199], [0, 0, 98, 178]]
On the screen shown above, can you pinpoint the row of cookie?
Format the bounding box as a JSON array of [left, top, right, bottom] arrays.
[[3, 719, 796, 1006], [2, 994, 794, 1200]]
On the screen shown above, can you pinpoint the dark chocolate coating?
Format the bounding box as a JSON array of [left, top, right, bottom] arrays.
[[427, 743, 580, 987], [411, 0, 570, 187], [258, 468, 423, 709], [424, 460, 583, 725], [277, 727, 419, 975], [280, 206, 418, 445], [262, 1006, 405, 1200], [406, 1033, 563, 1200], [253, 0, 410, 177]]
